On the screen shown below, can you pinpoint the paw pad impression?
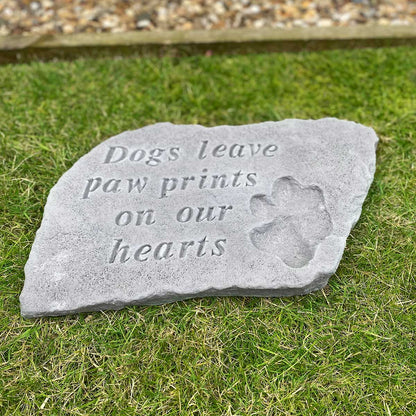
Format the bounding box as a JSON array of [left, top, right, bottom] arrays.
[[249, 176, 333, 268]]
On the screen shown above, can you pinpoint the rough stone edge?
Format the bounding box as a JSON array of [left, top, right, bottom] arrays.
[[20, 118, 378, 318], [21, 272, 334, 318], [1, 25, 416, 65]]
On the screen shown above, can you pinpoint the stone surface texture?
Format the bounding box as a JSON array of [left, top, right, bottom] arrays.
[[20, 118, 378, 317]]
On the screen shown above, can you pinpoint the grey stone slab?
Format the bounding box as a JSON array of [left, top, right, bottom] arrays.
[[20, 118, 378, 318]]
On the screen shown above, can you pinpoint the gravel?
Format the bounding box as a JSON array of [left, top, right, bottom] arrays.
[[0, 1, 415, 36]]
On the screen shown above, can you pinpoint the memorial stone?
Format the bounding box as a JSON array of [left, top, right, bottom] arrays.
[[20, 118, 378, 317]]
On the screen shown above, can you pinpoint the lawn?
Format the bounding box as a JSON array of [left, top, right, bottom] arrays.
[[0, 47, 415, 415]]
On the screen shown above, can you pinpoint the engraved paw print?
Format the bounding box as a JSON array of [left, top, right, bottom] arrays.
[[249, 177, 332, 268]]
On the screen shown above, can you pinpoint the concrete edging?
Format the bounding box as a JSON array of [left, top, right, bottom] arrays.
[[1, 25, 416, 64]]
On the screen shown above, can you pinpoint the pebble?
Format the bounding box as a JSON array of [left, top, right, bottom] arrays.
[[180, 21, 193, 30], [213, 2, 226, 15], [62, 24, 74, 34], [0, 0, 415, 36], [29, 2, 41, 12], [101, 15, 119, 29], [253, 19, 265, 28], [317, 18, 333, 27], [246, 5, 261, 15], [136, 19, 151, 29], [303, 9, 319, 23], [378, 17, 390, 26]]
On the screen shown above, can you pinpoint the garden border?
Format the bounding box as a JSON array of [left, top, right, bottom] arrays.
[[1, 25, 416, 64]]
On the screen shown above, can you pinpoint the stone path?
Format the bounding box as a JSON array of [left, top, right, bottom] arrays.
[[0, 1, 415, 36]]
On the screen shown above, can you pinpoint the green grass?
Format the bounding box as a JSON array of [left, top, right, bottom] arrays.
[[0, 47, 415, 415]]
